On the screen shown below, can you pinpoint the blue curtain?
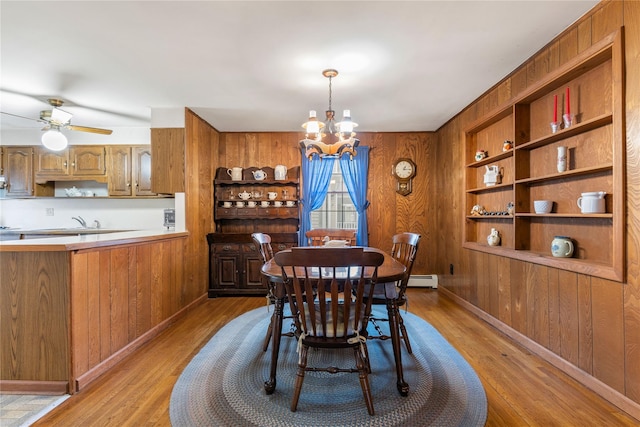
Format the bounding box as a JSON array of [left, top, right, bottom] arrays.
[[340, 146, 370, 246], [299, 151, 335, 246]]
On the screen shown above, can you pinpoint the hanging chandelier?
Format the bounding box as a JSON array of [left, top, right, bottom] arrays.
[[300, 69, 359, 160]]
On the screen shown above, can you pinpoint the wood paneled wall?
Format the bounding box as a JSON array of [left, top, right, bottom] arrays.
[[0, 252, 70, 385], [182, 109, 218, 302], [213, 131, 437, 275], [71, 237, 186, 390], [435, 0, 640, 414]]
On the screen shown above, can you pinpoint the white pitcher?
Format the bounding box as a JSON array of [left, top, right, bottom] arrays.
[[274, 165, 287, 180], [227, 167, 243, 181], [577, 191, 606, 213]]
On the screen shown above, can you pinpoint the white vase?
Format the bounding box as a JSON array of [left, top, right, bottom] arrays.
[[557, 146, 567, 172], [487, 228, 501, 246]]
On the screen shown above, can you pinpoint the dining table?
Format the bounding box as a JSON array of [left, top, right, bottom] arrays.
[[260, 246, 409, 396]]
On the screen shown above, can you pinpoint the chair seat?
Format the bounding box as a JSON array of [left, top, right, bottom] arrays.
[[364, 282, 399, 300], [302, 302, 366, 337]]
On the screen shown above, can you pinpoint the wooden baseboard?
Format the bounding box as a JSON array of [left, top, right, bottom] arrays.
[[74, 293, 208, 392], [439, 286, 640, 422], [0, 380, 68, 395]]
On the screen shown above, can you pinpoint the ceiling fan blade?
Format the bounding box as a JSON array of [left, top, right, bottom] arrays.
[[66, 124, 113, 135], [1, 111, 47, 124]]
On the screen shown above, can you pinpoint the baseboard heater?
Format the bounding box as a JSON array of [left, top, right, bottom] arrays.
[[408, 274, 438, 289]]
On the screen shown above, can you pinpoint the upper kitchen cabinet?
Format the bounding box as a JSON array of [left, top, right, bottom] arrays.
[[2, 146, 35, 197], [107, 146, 155, 197], [1, 146, 55, 198], [35, 145, 107, 183], [151, 128, 185, 194]]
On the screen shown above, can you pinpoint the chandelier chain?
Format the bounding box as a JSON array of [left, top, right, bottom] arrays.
[[328, 75, 333, 111]]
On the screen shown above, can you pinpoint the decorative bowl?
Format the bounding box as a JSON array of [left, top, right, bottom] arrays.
[[533, 200, 553, 214]]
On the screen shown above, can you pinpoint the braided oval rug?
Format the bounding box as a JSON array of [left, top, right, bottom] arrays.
[[170, 306, 487, 426]]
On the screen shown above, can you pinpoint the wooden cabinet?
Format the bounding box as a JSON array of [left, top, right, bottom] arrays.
[[150, 128, 185, 194], [463, 29, 624, 281], [208, 166, 300, 296], [2, 146, 35, 197], [35, 145, 107, 182], [207, 232, 297, 297], [107, 145, 155, 197], [0, 233, 189, 394]]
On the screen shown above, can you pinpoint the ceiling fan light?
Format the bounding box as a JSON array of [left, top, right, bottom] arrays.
[[42, 129, 68, 151], [51, 107, 73, 124]]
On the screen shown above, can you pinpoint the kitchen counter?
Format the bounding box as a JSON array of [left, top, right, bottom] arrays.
[[0, 229, 189, 251], [1, 228, 190, 394]]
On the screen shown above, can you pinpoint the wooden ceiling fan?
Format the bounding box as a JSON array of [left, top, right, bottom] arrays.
[[2, 98, 113, 135]]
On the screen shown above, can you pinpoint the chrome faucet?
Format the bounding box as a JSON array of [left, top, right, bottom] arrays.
[[72, 216, 87, 228]]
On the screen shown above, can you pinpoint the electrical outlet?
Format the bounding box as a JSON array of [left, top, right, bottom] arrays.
[[46, 208, 54, 216]]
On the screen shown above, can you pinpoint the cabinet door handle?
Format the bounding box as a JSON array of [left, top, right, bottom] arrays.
[[223, 245, 232, 251], [63, 161, 68, 168]]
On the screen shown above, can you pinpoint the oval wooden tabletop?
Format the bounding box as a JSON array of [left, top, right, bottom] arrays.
[[261, 246, 406, 283]]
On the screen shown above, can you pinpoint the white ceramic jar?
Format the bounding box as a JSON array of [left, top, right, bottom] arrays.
[[551, 236, 574, 257]]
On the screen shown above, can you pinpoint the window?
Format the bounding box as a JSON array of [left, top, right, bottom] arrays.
[[310, 161, 358, 229]]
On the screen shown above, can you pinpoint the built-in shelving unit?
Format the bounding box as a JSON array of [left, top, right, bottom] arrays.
[[463, 28, 625, 282]]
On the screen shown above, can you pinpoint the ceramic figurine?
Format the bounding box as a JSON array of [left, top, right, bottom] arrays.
[[470, 205, 486, 216], [506, 201, 515, 215], [503, 140, 513, 151], [475, 150, 488, 161]]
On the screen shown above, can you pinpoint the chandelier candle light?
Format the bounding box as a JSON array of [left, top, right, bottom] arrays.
[[300, 69, 359, 160]]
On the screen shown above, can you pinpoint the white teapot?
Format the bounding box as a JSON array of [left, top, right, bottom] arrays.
[[65, 186, 82, 197], [274, 165, 287, 180], [238, 191, 252, 200], [252, 169, 267, 180]]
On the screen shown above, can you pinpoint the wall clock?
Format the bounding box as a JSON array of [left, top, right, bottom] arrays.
[[392, 158, 416, 196]]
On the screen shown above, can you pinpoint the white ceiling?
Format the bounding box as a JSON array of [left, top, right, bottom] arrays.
[[0, 0, 598, 135]]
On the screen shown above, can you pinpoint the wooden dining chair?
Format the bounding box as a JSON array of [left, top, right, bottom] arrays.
[[305, 228, 357, 246], [274, 247, 384, 415], [251, 232, 279, 351], [367, 232, 421, 354]]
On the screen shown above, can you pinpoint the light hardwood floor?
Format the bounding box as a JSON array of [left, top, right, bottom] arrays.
[[34, 289, 639, 426]]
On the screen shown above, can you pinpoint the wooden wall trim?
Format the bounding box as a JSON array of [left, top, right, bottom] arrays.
[[439, 286, 640, 421], [74, 293, 207, 392], [0, 380, 68, 395]]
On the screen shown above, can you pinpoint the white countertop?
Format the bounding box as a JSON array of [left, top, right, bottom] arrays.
[[0, 229, 189, 252]]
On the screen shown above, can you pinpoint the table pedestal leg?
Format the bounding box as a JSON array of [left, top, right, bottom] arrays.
[[387, 299, 409, 396], [264, 294, 284, 394]]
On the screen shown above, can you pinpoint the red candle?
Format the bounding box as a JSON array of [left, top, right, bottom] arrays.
[[553, 95, 558, 122], [566, 87, 570, 115]]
